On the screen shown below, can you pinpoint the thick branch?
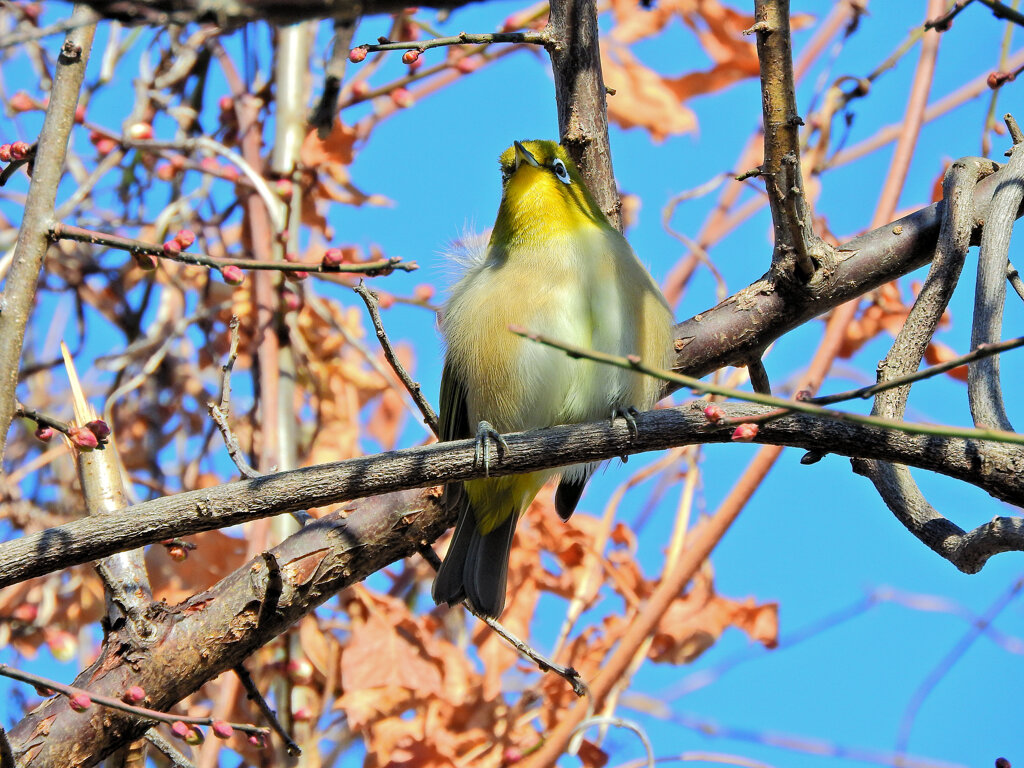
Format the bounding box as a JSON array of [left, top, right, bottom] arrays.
[[547, 0, 620, 229], [0, 11, 95, 459], [853, 158, 1013, 575], [69, 0, 481, 26], [9, 402, 1024, 765], [752, 0, 825, 280], [1, 402, 1023, 591], [969, 131, 1024, 431], [671, 157, 1021, 379], [6, 489, 446, 767]]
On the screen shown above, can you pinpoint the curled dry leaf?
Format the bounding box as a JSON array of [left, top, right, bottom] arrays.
[[648, 571, 778, 665], [602, 42, 697, 142]]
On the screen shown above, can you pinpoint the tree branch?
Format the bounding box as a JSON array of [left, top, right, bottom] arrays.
[[671, 155, 1020, 379], [69, 0, 485, 27], [0, 10, 95, 459], [1, 401, 1023, 591], [751, 0, 828, 281], [547, 0, 620, 229]]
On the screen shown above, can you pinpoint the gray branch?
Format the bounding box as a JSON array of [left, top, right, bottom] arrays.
[[1, 402, 1023, 591], [0, 10, 95, 458], [969, 132, 1024, 431]]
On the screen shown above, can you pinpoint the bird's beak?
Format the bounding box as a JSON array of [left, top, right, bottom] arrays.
[[513, 141, 540, 170]]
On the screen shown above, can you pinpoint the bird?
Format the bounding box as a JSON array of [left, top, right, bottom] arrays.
[[431, 140, 674, 618]]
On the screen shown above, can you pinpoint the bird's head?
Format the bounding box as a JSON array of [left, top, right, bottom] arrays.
[[491, 140, 608, 245]]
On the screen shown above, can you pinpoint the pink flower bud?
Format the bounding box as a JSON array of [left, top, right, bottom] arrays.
[[162, 239, 181, 255], [9, 92, 36, 112], [390, 87, 413, 108], [248, 732, 266, 748], [122, 685, 146, 705], [348, 46, 368, 63], [413, 284, 435, 302], [68, 693, 92, 712], [94, 137, 118, 155], [456, 56, 481, 74], [0, 144, 11, 162], [350, 81, 370, 100], [220, 265, 245, 285], [85, 419, 110, 441], [282, 289, 302, 312], [34, 425, 54, 442], [402, 49, 420, 65], [703, 404, 724, 423], [174, 229, 196, 248], [322, 247, 346, 268], [731, 423, 759, 442], [292, 706, 313, 722], [170, 721, 190, 739], [68, 425, 98, 451], [184, 727, 204, 745], [10, 141, 31, 160], [211, 720, 234, 740]]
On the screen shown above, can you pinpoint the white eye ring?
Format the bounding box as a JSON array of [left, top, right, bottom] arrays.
[[552, 158, 571, 184]]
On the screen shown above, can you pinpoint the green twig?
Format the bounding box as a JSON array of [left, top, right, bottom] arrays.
[[508, 326, 1024, 448]]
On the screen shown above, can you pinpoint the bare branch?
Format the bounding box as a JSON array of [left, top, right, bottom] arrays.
[[853, 158, 1012, 574], [2, 399, 1024, 590], [547, 0, 620, 228], [0, 10, 95, 458], [968, 120, 1024, 431], [751, 0, 828, 280]]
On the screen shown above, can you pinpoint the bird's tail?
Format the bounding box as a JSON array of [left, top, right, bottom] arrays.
[[432, 488, 516, 619]]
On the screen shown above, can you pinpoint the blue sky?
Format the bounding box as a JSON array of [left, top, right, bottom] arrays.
[[2, 2, 1023, 767]]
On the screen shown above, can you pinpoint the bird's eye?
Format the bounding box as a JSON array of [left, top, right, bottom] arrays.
[[552, 159, 571, 184]]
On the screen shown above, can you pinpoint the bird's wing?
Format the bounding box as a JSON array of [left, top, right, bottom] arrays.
[[439, 357, 471, 442]]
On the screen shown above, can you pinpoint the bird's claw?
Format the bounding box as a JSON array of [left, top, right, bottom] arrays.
[[610, 406, 641, 440], [474, 420, 509, 477]]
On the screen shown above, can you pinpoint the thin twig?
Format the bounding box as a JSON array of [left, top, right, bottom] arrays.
[[810, 335, 1024, 406], [234, 664, 301, 757], [354, 282, 439, 437], [924, 0, 974, 30], [52, 223, 417, 277], [0, 10, 100, 49], [0, 665, 268, 737], [309, 15, 359, 137], [895, 573, 1024, 756], [978, 0, 1024, 26], [509, 326, 1024, 448], [1007, 261, 1024, 301], [14, 404, 72, 435], [571, 716, 654, 768], [207, 317, 261, 479], [417, 545, 587, 695], [354, 30, 549, 56], [746, 357, 771, 395], [144, 729, 197, 768]]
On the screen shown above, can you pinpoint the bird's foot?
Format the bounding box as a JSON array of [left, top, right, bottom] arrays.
[[474, 420, 509, 477], [610, 406, 641, 440]]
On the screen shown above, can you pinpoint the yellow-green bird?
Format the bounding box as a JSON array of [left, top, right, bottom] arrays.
[[432, 140, 674, 618]]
